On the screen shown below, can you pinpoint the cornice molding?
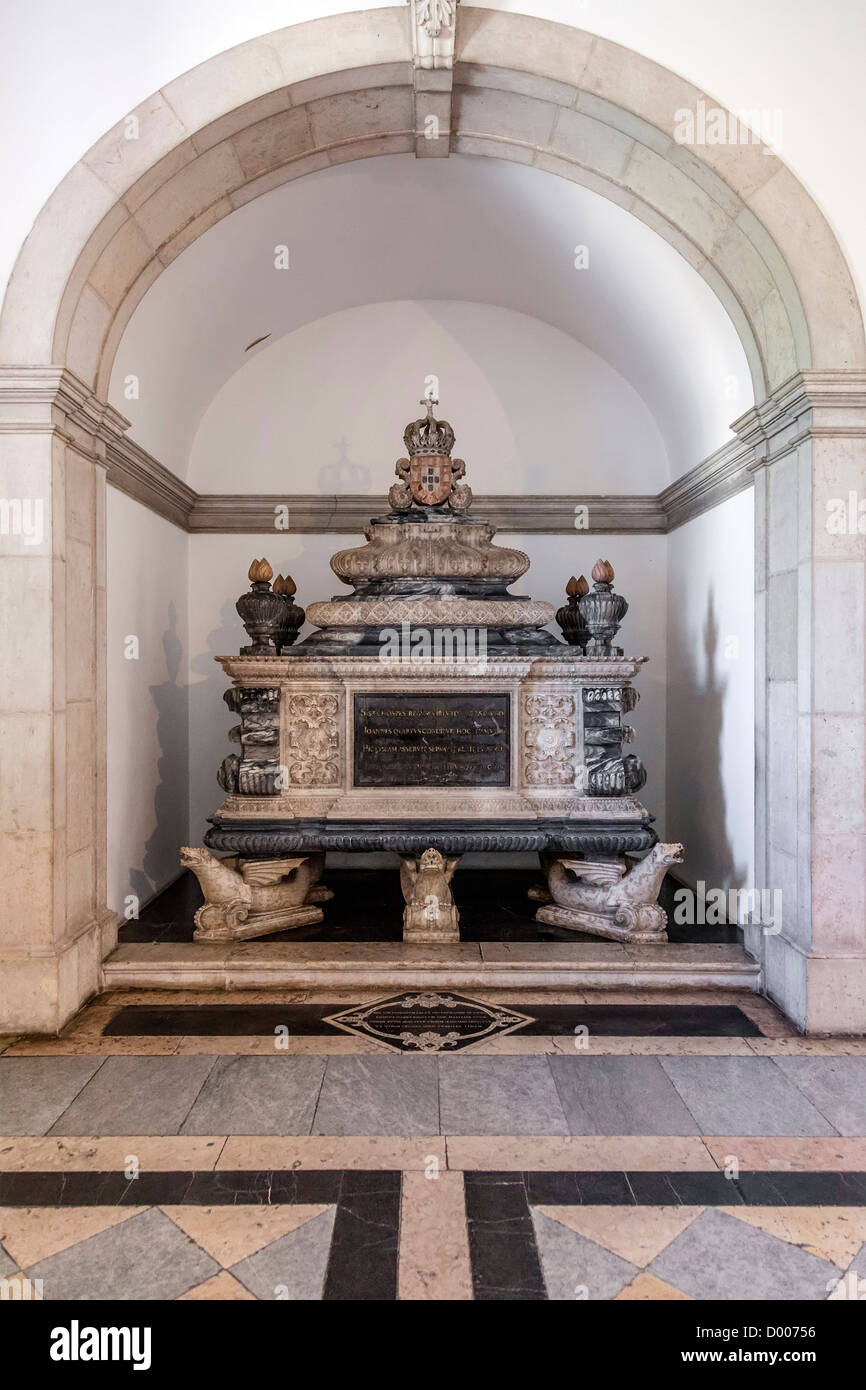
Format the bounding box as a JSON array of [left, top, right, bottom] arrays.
[[103, 431, 195, 530], [100, 430, 752, 535], [15, 366, 865, 535]]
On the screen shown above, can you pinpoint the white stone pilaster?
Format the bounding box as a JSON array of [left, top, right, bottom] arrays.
[[738, 372, 866, 1032], [0, 369, 126, 1030]]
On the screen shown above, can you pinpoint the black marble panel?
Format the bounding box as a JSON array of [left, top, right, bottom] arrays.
[[353, 693, 510, 787]]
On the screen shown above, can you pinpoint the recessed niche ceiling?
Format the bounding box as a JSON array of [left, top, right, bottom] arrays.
[[110, 153, 752, 483]]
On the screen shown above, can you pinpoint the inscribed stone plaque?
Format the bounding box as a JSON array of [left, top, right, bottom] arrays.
[[353, 693, 510, 787]]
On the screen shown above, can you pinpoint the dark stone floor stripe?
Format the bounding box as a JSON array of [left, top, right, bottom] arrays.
[[464, 1171, 547, 1300], [102, 1002, 762, 1039], [4, 1169, 864, 1208], [323, 1171, 401, 1301]]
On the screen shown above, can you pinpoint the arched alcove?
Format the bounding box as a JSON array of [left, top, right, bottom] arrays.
[[1, 7, 863, 1034]]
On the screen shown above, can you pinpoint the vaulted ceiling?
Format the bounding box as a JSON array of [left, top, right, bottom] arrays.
[[110, 153, 752, 483]]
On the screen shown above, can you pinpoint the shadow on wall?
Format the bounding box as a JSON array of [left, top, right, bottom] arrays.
[[128, 601, 189, 911], [188, 595, 241, 846], [670, 586, 749, 904]]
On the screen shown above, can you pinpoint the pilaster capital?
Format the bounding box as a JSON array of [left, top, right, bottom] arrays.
[[0, 366, 130, 447], [733, 369, 866, 455]]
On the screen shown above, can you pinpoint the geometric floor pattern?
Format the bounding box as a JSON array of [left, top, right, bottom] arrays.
[[2, 1197, 865, 1300], [4, 985, 866, 1300]]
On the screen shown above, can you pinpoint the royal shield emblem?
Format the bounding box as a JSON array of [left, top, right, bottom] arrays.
[[410, 457, 452, 506]]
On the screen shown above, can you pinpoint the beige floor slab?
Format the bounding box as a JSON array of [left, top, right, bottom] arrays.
[[445, 1136, 717, 1171], [721, 1207, 866, 1268], [616, 1271, 693, 1300], [0, 1205, 146, 1267], [533, 1204, 703, 1266], [179, 1271, 255, 1300], [216, 1136, 448, 1171], [747, 1038, 866, 1055], [7, 1037, 183, 1056], [174, 1035, 387, 1055], [0, 1136, 226, 1172], [398, 1171, 472, 1301], [703, 1137, 866, 1171], [161, 1203, 330, 1266]]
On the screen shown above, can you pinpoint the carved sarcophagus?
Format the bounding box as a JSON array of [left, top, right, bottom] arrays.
[[197, 400, 668, 943]]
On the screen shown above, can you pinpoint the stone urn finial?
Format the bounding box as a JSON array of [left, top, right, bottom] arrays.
[[236, 557, 284, 655], [272, 573, 305, 653], [579, 559, 628, 656], [555, 574, 591, 648]]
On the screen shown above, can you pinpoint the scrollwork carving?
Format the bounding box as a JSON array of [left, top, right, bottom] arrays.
[[287, 693, 341, 786]]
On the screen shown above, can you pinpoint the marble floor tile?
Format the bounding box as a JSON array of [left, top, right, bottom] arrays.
[[8, 1037, 182, 1056], [0, 1205, 145, 1267], [217, 1135, 446, 1171], [615, 1271, 692, 1299], [445, 1135, 716, 1171], [323, 1171, 402, 1300], [649, 1207, 837, 1300], [771, 1057, 866, 1136], [180, 1057, 326, 1136], [0, 1242, 16, 1278], [439, 1058, 569, 1136], [659, 1057, 838, 1136], [0, 1135, 226, 1172], [0, 1058, 103, 1135], [399, 1171, 472, 1300], [312, 1056, 439, 1136], [28, 1206, 219, 1301], [533, 1204, 703, 1265], [531, 1209, 637, 1299], [702, 1136, 866, 1172], [162, 1203, 331, 1266], [47, 1056, 215, 1137], [548, 1056, 701, 1136], [721, 1206, 866, 1268], [179, 1270, 255, 1300]]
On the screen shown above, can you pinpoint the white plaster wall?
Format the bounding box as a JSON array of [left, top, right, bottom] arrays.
[[106, 488, 190, 913], [666, 489, 755, 898], [187, 530, 669, 846], [188, 300, 670, 495]]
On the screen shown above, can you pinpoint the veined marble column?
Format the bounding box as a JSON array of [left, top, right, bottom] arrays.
[[0, 369, 121, 1031], [739, 372, 866, 1033]]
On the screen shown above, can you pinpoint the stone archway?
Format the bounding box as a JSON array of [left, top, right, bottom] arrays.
[[1, 7, 863, 1030]]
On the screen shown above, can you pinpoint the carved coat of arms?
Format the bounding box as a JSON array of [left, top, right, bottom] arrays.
[[410, 456, 453, 506]]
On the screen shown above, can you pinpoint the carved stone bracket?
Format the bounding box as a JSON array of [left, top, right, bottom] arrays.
[[400, 847, 461, 942], [535, 842, 684, 943]]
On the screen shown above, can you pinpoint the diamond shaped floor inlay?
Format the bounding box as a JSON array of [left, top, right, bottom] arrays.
[[324, 992, 532, 1052]]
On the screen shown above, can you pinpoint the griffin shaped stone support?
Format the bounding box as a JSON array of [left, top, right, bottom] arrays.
[[180, 846, 331, 941], [534, 842, 684, 943], [399, 847, 461, 942]]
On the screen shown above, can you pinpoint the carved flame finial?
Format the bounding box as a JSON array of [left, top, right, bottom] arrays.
[[248, 558, 273, 583], [566, 575, 590, 599], [591, 559, 615, 585]]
